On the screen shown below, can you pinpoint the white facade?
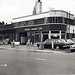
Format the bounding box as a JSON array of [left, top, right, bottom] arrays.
[[12, 10, 74, 23], [12, 12, 49, 23], [50, 10, 74, 19], [70, 26, 75, 33]]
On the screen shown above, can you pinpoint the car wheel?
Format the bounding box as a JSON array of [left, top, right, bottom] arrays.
[[56, 46, 59, 49], [70, 49, 75, 52]]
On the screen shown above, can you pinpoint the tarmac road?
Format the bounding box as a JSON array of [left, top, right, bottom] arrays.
[[0, 45, 75, 75]]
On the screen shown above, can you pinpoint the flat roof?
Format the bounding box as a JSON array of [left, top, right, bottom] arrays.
[[12, 10, 74, 23], [12, 11, 49, 20], [13, 10, 74, 20]]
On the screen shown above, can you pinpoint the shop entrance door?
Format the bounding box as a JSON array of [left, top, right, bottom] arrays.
[[43, 34, 48, 42], [35, 35, 40, 42], [20, 33, 27, 45]]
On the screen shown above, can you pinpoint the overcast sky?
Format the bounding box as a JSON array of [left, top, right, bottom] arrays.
[[0, 0, 75, 24]]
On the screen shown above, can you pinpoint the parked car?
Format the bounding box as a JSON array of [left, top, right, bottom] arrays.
[[60, 39, 70, 49], [44, 39, 52, 49], [44, 39, 68, 49], [54, 39, 66, 49], [70, 44, 75, 52], [65, 39, 75, 45], [37, 39, 65, 49], [37, 39, 75, 50]]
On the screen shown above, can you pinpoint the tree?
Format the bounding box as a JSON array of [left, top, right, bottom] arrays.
[[0, 22, 2, 25], [2, 21, 5, 25]]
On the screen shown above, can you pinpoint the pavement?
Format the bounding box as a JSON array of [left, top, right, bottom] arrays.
[[0, 45, 37, 51], [0, 44, 73, 54]]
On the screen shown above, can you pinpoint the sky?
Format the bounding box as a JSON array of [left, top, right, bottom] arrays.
[[0, 0, 75, 24]]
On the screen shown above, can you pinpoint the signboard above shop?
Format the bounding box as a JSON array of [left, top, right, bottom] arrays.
[[25, 27, 43, 31], [16, 24, 66, 32]]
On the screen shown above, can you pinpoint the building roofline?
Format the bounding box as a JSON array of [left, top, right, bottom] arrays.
[[50, 10, 74, 16], [12, 11, 49, 20], [12, 10, 74, 20]]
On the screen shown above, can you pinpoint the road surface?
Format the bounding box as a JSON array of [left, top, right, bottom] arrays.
[[0, 46, 75, 75]]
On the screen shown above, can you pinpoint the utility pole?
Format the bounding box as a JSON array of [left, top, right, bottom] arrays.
[[69, 11, 70, 39]]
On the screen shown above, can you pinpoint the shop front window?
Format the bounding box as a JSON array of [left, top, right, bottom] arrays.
[[51, 35, 59, 39]]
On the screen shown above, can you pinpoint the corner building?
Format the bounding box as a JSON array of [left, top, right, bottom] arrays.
[[0, 0, 75, 45], [12, 10, 75, 44]]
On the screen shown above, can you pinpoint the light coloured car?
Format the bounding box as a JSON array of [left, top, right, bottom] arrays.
[[65, 39, 75, 45], [70, 44, 75, 52]]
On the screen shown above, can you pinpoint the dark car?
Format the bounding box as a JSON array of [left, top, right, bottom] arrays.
[[44, 39, 52, 49], [37, 39, 74, 50], [44, 39, 66, 49], [54, 39, 66, 49], [37, 39, 66, 49]]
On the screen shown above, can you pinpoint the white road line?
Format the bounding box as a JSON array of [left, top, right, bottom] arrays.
[[0, 64, 7, 67], [35, 58, 47, 61]]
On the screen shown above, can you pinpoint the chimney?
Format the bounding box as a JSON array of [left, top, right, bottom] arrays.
[[33, 0, 42, 15], [38, 0, 40, 2]]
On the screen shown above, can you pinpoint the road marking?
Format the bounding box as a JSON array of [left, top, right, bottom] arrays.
[[0, 64, 7, 67], [35, 58, 47, 61]]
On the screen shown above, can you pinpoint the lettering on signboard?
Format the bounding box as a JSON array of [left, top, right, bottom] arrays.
[[39, 27, 42, 30], [31, 28, 37, 30], [25, 29, 30, 31]]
